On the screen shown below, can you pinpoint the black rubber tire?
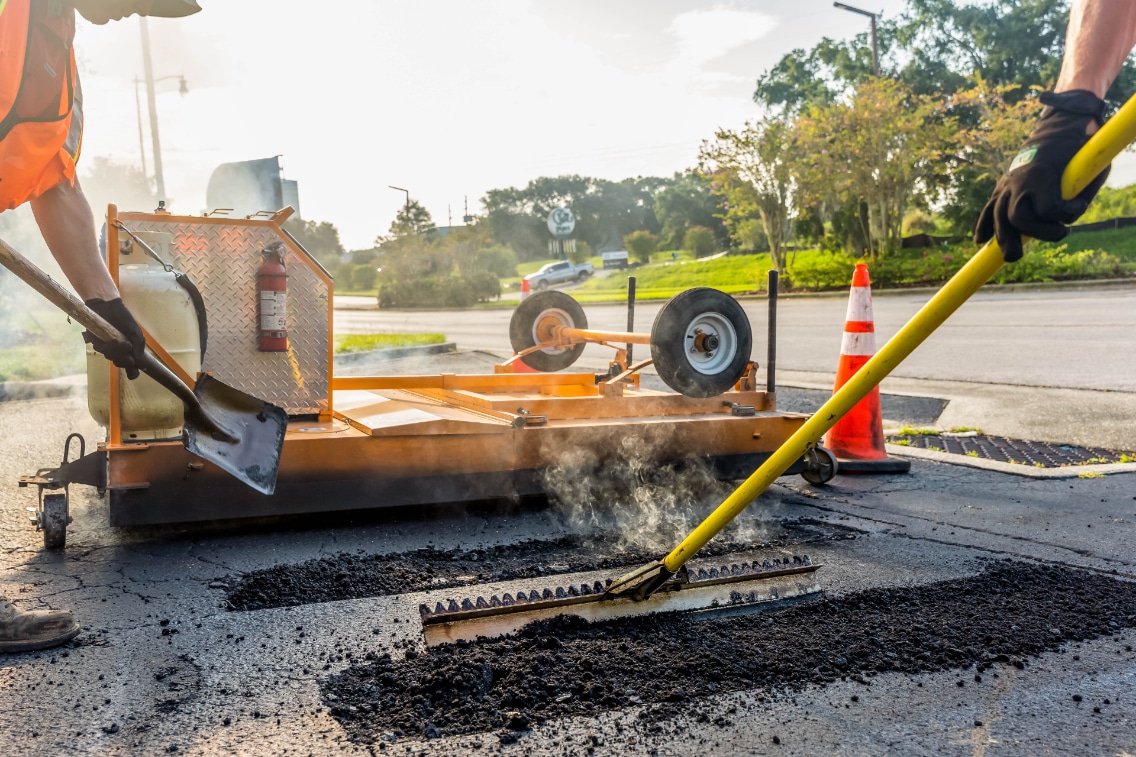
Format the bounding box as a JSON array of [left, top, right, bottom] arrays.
[[801, 446, 839, 485], [509, 291, 589, 372], [650, 287, 752, 398], [536, 279, 550, 291], [42, 493, 67, 550], [577, 271, 590, 282]]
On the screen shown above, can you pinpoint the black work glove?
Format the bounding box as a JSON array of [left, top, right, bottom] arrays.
[[83, 298, 146, 380], [974, 89, 1110, 262]]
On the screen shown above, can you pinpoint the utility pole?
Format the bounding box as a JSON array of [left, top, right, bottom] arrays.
[[133, 77, 148, 181], [833, 3, 879, 76], [139, 18, 165, 201]]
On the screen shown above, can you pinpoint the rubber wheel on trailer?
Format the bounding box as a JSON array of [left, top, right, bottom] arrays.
[[650, 287, 753, 398], [509, 290, 589, 372], [42, 493, 68, 550], [801, 446, 838, 485]]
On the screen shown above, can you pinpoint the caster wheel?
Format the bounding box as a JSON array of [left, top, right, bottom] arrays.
[[801, 446, 839, 485], [42, 493, 68, 550], [509, 291, 588, 372], [650, 288, 753, 398]]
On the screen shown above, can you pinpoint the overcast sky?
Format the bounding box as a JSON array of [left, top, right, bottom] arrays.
[[72, 1, 1135, 251]]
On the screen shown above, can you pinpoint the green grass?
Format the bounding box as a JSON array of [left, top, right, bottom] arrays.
[[334, 332, 445, 354], [575, 252, 784, 298], [0, 305, 85, 381]]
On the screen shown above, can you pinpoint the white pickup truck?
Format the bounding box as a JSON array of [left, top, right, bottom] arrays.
[[524, 260, 594, 290]]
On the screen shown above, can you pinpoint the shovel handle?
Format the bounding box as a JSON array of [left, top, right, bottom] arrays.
[[658, 90, 1136, 576], [0, 236, 201, 412]]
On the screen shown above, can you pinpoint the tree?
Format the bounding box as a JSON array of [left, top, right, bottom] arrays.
[[700, 118, 796, 269], [385, 199, 436, 240], [282, 217, 346, 269], [682, 226, 717, 258], [482, 174, 668, 260], [654, 172, 728, 250], [793, 79, 953, 257], [940, 82, 1039, 230], [623, 230, 658, 264], [79, 157, 154, 217], [755, 0, 1136, 112]]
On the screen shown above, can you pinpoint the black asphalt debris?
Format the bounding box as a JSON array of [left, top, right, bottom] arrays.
[[323, 563, 1136, 745], [224, 520, 858, 611]]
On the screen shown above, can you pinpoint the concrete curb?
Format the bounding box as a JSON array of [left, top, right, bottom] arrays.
[[332, 341, 457, 365], [885, 443, 1136, 479]]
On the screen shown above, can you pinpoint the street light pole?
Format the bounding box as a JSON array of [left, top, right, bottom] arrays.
[[389, 185, 410, 230], [833, 2, 879, 77]]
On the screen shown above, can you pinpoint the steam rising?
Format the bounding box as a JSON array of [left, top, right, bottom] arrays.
[[541, 428, 772, 553]]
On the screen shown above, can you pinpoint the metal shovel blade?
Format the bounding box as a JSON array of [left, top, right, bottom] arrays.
[[0, 235, 287, 495], [183, 375, 288, 496]]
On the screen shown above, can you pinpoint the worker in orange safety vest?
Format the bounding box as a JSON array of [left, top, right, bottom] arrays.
[[0, 0, 200, 654]]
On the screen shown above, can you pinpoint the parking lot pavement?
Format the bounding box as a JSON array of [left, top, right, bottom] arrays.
[[2, 382, 1135, 754]]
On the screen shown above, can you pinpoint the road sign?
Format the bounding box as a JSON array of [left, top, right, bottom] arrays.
[[547, 207, 575, 239]]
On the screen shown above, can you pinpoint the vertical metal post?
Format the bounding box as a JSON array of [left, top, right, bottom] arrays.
[[766, 269, 778, 394], [139, 18, 165, 202], [626, 276, 637, 366], [133, 77, 148, 180]]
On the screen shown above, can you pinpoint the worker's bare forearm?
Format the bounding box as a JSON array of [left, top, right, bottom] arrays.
[[29, 180, 120, 302], [1057, 0, 1136, 98]]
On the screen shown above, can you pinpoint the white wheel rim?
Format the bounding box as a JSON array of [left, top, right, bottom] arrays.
[[532, 307, 575, 355], [682, 311, 738, 375]]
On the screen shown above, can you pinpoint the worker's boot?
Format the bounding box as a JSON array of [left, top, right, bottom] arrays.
[[0, 598, 79, 653]]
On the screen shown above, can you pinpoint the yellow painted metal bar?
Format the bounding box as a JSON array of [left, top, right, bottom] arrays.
[[661, 91, 1136, 575], [1063, 94, 1136, 199]]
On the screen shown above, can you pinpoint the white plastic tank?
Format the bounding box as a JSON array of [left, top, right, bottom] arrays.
[[87, 231, 202, 441]]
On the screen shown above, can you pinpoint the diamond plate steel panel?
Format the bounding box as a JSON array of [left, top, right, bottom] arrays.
[[121, 218, 328, 415]]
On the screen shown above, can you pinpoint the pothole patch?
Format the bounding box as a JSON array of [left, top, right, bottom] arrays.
[[222, 520, 859, 612], [322, 563, 1136, 745]]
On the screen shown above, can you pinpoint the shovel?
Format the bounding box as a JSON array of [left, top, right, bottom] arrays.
[[0, 236, 287, 495]]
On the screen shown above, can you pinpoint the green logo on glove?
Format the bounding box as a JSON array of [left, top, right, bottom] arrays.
[[1008, 147, 1038, 173]]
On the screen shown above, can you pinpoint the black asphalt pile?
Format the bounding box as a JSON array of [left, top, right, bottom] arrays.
[[323, 563, 1136, 744], [225, 519, 855, 611]]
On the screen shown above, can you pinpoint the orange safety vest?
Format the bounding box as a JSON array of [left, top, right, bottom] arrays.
[[0, 0, 83, 211]]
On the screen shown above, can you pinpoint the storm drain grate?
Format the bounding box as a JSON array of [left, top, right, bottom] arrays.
[[886, 433, 1134, 468]]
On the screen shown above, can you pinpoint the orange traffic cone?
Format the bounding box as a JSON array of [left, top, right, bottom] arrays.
[[824, 263, 910, 474], [520, 277, 531, 301]]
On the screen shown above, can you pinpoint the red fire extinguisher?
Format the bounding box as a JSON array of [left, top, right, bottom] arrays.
[[257, 242, 288, 352]]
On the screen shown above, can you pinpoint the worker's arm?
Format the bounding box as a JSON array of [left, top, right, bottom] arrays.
[[29, 180, 146, 379], [974, 0, 1136, 262], [1057, 0, 1136, 99]]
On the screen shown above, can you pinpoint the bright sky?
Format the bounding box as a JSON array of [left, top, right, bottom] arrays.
[[72, 1, 1136, 251]]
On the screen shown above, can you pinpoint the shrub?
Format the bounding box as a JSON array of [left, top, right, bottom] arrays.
[[473, 244, 518, 278], [349, 264, 377, 291], [568, 240, 593, 265], [683, 225, 717, 258], [378, 274, 499, 308], [623, 230, 659, 264], [465, 271, 501, 302]]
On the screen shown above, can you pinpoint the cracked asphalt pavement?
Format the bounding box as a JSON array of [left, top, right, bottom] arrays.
[[2, 377, 1136, 754]]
